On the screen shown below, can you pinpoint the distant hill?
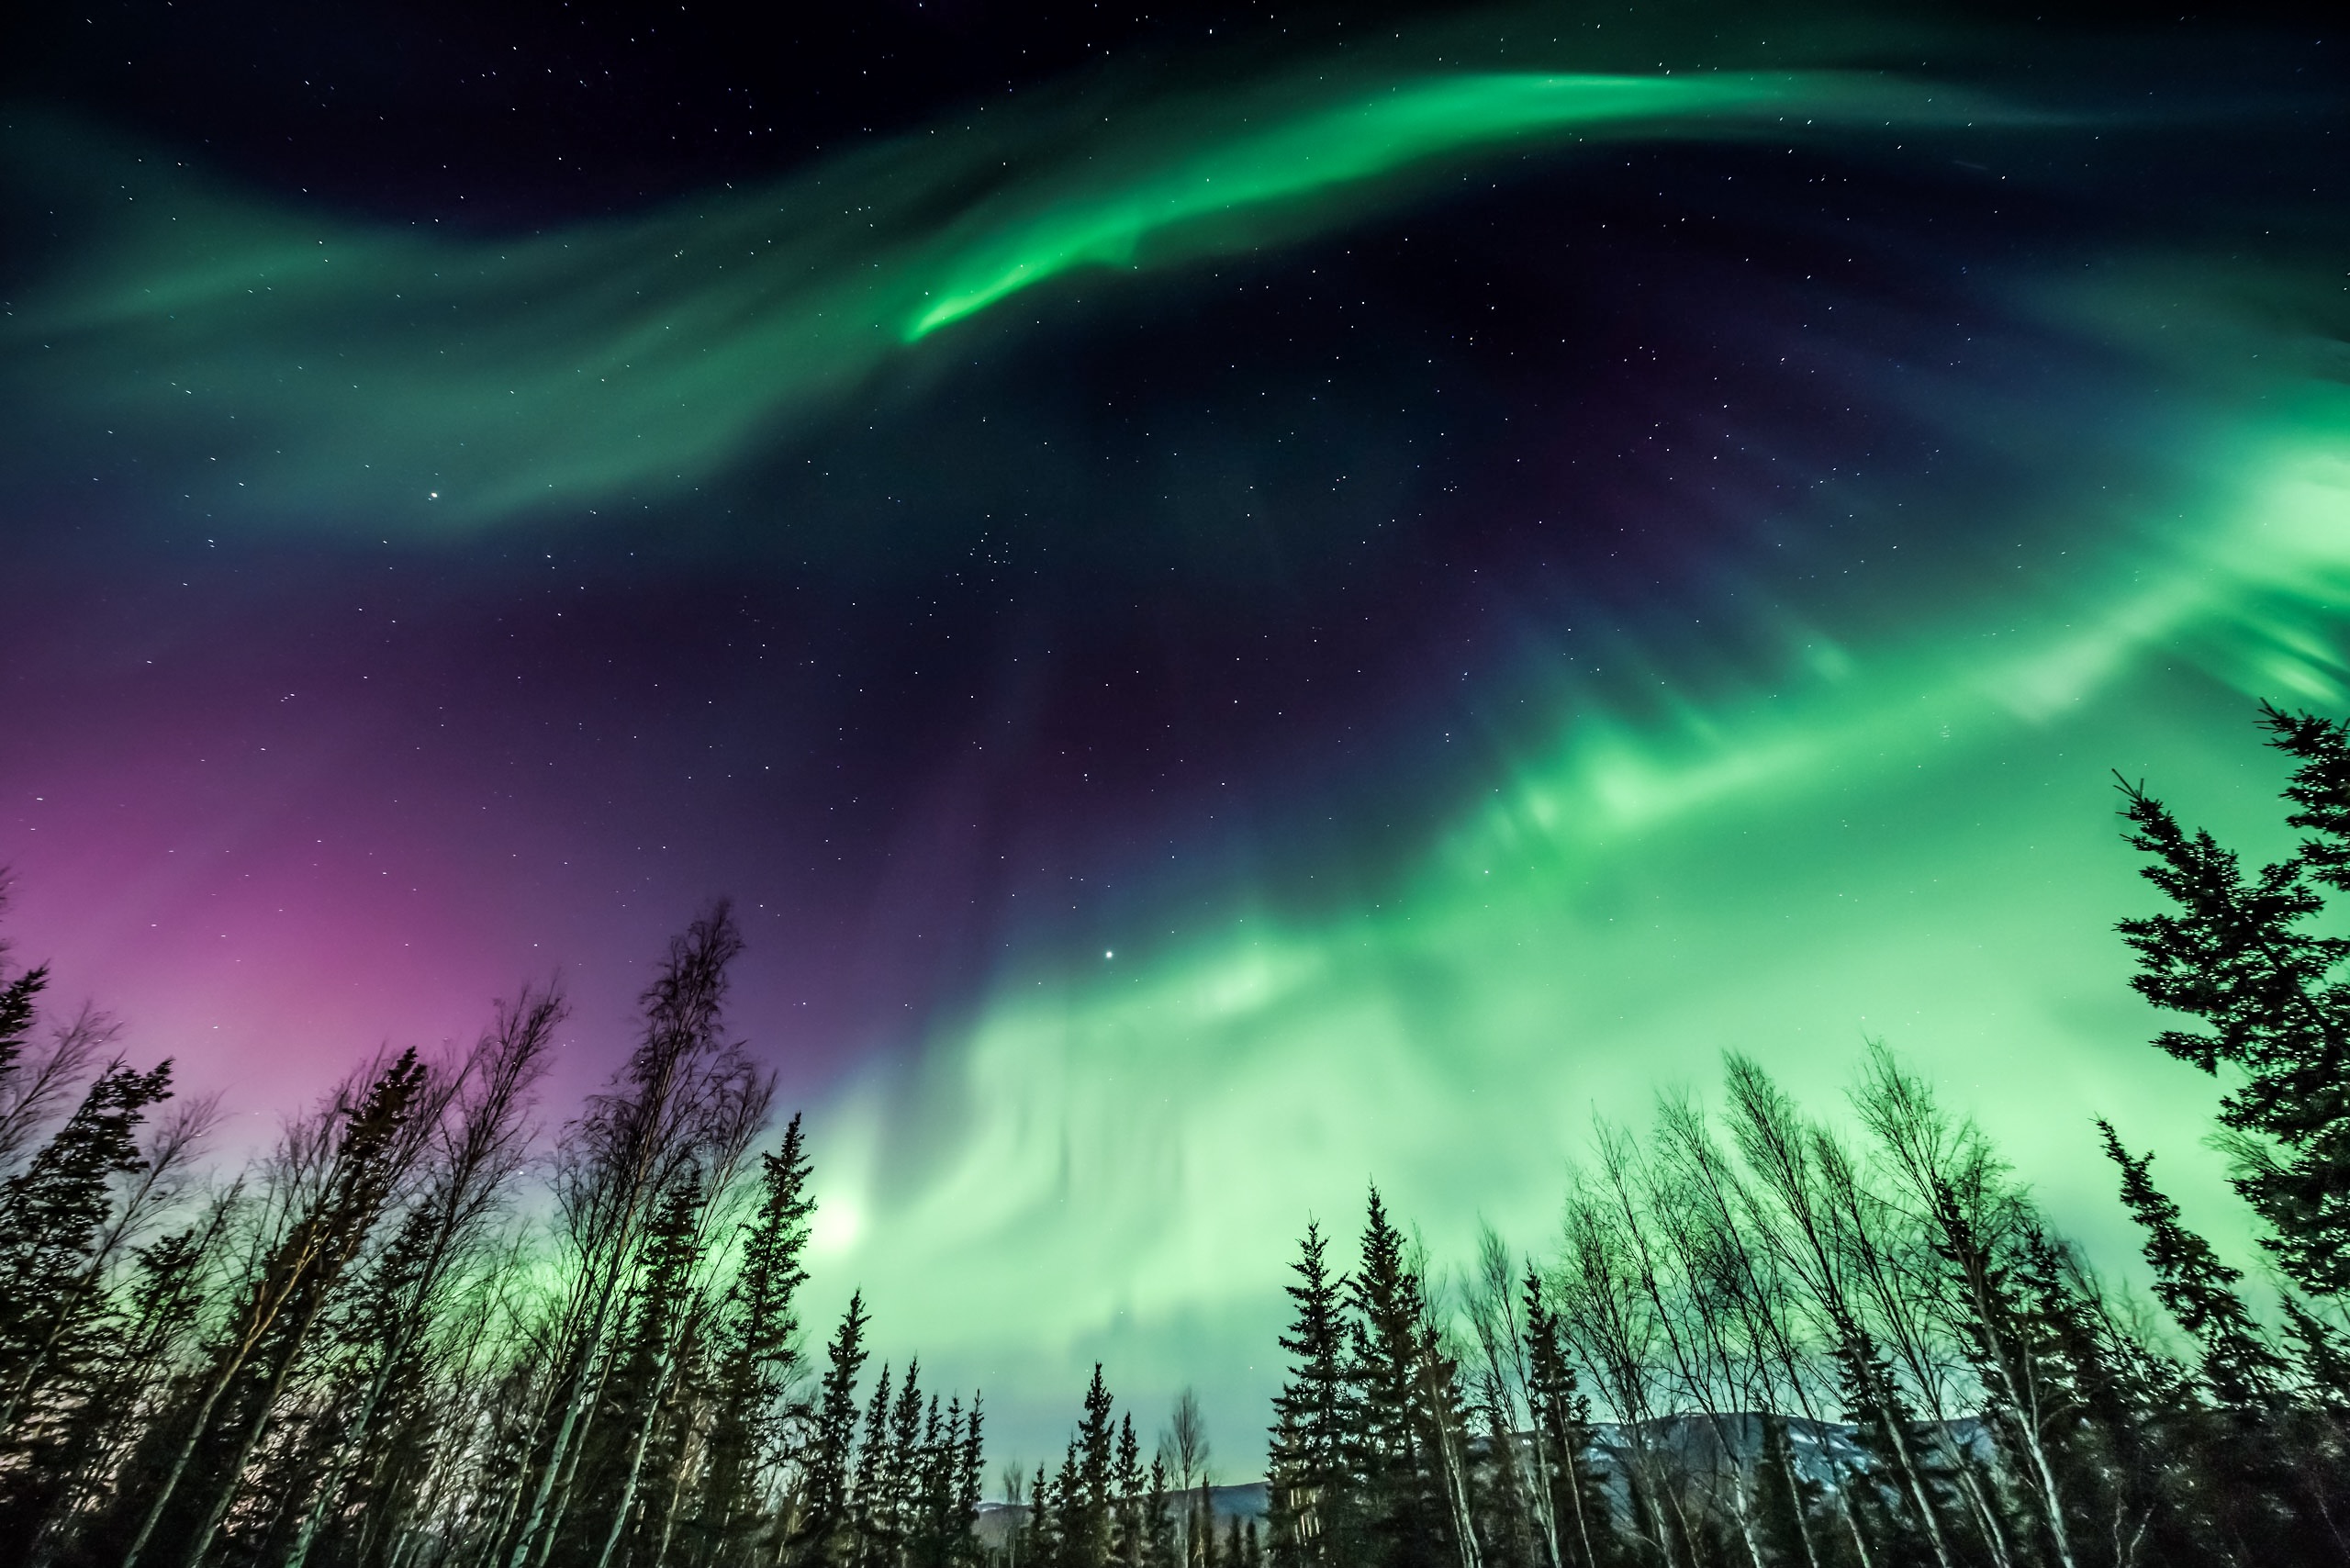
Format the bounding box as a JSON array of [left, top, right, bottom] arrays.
[[972, 1412, 1995, 1546], [976, 1482, 1268, 1547]]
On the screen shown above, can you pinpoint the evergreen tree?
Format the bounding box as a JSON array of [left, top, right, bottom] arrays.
[[0, 903, 1002, 1568], [702, 1113, 816, 1561], [1267, 1220, 1352, 1568], [0, 963, 44, 1074], [1223, 1513, 1252, 1568], [280, 984, 558, 1568], [1064, 1364, 1117, 1568], [1052, 1438, 1086, 1568], [1143, 1455, 1177, 1568], [1823, 1309, 1950, 1568], [1193, 1486, 1220, 1568], [849, 1361, 897, 1560], [0, 961, 56, 1170], [1471, 1369, 1536, 1568], [955, 1394, 987, 1568], [0, 1058, 173, 1442], [265, 1198, 442, 1566], [2097, 1121, 2324, 1560], [2017, 1223, 2219, 1566], [2280, 1295, 2350, 1407], [792, 1292, 871, 1563], [1111, 1413, 1146, 1567], [2115, 705, 2350, 1296], [875, 1365, 929, 1564], [1520, 1272, 1608, 1568], [1920, 1179, 2081, 1568], [1025, 1460, 1055, 1568], [572, 1165, 712, 1568], [1349, 1188, 1476, 1568], [12, 1191, 233, 1562], [2097, 1123, 2285, 1410], [1750, 1417, 1825, 1568]]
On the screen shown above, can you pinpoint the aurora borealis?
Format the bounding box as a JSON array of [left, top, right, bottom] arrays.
[[3, 0, 2346, 1469]]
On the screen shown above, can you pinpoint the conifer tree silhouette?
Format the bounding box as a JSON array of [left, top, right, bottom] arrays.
[[2117, 704, 2350, 1296], [791, 1291, 871, 1564], [0, 1058, 174, 1439], [1349, 1187, 1478, 1568], [703, 1114, 815, 1561]]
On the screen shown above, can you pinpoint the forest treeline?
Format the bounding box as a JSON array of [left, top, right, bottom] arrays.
[[1251, 705, 2350, 1568], [0, 905, 984, 1568], [0, 706, 2345, 1568]]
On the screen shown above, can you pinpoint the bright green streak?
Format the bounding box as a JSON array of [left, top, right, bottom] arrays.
[[907, 72, 1836, 338], [6, 67, 1986, 531]]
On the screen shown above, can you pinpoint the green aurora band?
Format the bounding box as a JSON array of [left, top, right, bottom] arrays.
[[6, 63, 2005, 529]]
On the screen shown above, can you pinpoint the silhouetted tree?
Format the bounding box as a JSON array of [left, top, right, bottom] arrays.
[[2116, 705, 2350, 1297], [1521, 1273, 1609, 1568], [0, 1058, 175, 1443], [791, 1292, 871, 1564], [1349, 1188, 1478, 1568], [701, 1113, 816, 1562], [120, 1046, 428, 1568]]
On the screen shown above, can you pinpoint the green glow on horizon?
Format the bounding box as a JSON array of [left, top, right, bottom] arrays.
[[801, 371, 2350, 1457], [5, 65, 1998, 530]]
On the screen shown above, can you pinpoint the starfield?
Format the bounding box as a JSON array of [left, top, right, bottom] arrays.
[[1, 4, 2346, 1567]]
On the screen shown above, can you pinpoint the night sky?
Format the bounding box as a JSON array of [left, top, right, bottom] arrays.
[[3, 0, 2345, 1466]]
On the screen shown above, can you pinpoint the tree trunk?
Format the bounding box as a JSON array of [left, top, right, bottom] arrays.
[[594, 1320, 690, 1568], [168, 1281, 338, 1568], [507, 1272, 626, 1568]]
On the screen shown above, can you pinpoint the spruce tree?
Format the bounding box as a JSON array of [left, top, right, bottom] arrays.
[[955, 1394, 987, 1568], [8, 1191, 232, 1559], [1919, 1179, 2082, 1568], [2280, 1295, 2350, 1407], [281, 983, 559, 1568], [1112, 1413, 1146, 1566], [2097, 1123, 2285, 1409], [1026, 1460, 1055, 1568], [792, 1292, 871, 1563], [1471, 1368, 1536, 1568], [564, 1165, 711, 1567], [1348, 1188, 1475, 1568], [2115, 705, 2350, 1296], [875, 1363, 928, 1562], [0, 1058, 173, 1440], [1268, 1220, 1352, 1568], [0, 961, 55, 1171], [1520, 1272, 1608, 1568], [2097, 1122, 2326, 1560], [848, 1361, 897, 1560], [1144, 1455, 1178, 1568], [1751, 1417, 1823, 1568], [1052, 1438, 1086, 1568], [1824, 1307, 1952, 1568], [1066, 1364, 1117, 1568], [2015, 1224, 2218, 1566], [702, 1112, 816, 1559]]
